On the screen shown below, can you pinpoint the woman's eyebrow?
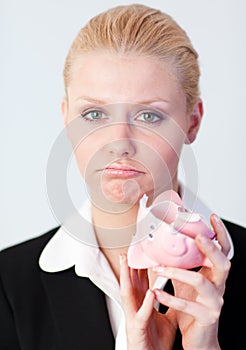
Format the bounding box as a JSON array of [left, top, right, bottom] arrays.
[[74, 95, 107, 104], [74, 95, 170, 105], [139, 98, 170, 105]]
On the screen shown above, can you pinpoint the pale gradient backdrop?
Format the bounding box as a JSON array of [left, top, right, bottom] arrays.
[[1, 0, 245, 249]]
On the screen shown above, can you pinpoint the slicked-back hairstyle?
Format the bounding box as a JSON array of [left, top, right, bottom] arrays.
[[63, 4, 200, 112]]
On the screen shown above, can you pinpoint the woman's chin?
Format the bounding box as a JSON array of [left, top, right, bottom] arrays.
[[102, 179, 141, 204], [88, 178, 154, 213]]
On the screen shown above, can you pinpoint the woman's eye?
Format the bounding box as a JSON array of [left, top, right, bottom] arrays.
[[81, 110, 105, 121], [136, 112, 161, 123]]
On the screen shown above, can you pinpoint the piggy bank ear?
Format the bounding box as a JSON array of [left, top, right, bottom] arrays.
[[127, 243, 157, 269]]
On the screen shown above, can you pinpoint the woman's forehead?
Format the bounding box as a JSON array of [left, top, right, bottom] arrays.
[[67, 52, 184, 107]]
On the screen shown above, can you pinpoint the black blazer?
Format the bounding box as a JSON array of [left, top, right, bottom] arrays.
[[0, 219, 246, 350]]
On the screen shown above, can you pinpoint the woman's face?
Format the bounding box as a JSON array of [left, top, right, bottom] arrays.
[[62, 52, 202, 210]]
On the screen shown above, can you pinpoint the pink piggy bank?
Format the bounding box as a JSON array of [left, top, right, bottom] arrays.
[[127, 190, 217, 269]]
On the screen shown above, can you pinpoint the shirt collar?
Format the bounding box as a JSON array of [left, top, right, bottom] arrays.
[[39, 198, 100, 276], [39, 182, 234, 275], [39, 198, 121, 304]]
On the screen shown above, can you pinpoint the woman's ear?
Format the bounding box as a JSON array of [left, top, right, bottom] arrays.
[[185, 99, 204, 144], [61, 97, 68, 127]]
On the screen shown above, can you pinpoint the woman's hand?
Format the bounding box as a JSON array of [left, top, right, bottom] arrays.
[[120, 214, 231, 350], [119, 254, 177, 350], [152, 214, 231, 350]]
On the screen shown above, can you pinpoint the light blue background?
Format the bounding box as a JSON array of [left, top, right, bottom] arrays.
[[1, 0, 245, 249]]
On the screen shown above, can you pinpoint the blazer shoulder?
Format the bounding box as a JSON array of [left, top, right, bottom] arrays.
[[222, 218, 246, 260], [222, 218, 246, 236], [0, 226, 60, 269]]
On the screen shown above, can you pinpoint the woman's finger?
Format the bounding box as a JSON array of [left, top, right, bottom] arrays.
[[210, 213, 232, 257], [119, 254, 137, 318], [154, 289, 221, 326], [136, 289, 155, 327], [195, 234, 231, 286], [130, 268, 146, 307], [138, 268, 149, 292], [153, 266, 219, 307]]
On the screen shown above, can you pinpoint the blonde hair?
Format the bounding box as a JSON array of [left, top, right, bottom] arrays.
[[63, 4, 200, 112]]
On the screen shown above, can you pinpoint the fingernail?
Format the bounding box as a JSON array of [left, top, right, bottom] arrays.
[[119, 254, 125, 265], [197, 233, 208, 243], [146, 289, 153, 298], [213, 214, 223, 226], [152, 266, 166, 273], [154, 289, 162, 297]]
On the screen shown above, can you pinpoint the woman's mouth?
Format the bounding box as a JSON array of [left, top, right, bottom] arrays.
[[101, 164, 145, 178]]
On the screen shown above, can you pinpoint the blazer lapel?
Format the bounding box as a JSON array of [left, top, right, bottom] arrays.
[[40, 267, 115, 349]]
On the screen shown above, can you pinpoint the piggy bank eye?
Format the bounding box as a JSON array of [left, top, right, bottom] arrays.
[[148, 233, 155, 241], [148, 223, 156, 241], [149, 223, 156, 231]]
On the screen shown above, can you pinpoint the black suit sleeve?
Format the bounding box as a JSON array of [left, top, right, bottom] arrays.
[[0, 271, 21, 350]]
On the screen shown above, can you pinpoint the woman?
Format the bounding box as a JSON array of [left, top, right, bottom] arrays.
[[0, 4, 245, 349]]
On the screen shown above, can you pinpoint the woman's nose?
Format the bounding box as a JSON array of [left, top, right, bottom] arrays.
[[105, 123, 136, 158]]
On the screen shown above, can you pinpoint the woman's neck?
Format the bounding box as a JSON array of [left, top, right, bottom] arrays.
[[91, 203, 139, 282], [91, 201, 139, 248]]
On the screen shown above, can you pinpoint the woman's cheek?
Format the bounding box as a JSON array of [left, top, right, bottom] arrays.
[[153, 143, 181, 183], [73, 146, 92, 178]]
